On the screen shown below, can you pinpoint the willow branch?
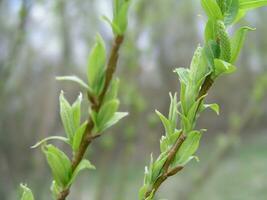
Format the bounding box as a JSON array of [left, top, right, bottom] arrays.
[[144, 75, 214, 199], [57, 35, 124, 200]]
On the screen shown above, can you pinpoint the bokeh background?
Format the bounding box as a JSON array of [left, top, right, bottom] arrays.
[[0, 0, 267, 199]]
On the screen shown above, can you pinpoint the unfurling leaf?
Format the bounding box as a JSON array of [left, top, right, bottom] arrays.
[[95, 99, 119, 132], [102, 15, 121, 34], [202, 103, 220, 115], [50, 181, 61, 200], [213, 59, 236, 78], [31, 136, 69, 149], [230, 26, 255, 63], [42, 144, 71, 187], [72, 121, 88, 152], [216, 0, 226, 13], [239, 0, 267, 10], [116, 1, 130, 34], [180, 156, 199, 166], [160, 136, 169, 152], [168, 93, 178, 135], [103, 78, 120, 103], [205, 20, 216, 43], [201, 0, 223, 20], [56, 76, 92, 93], [67, 159, 95, 186], [20, 184, 34, 200], [71, 93, 82, 131], [174, 68, 190, 85], [155, 110, 172, 136], [87, 34, 106, 95], [99, 112, 128, 132], [112, 0, 131, 35], [59, 91, 75, 141], [174, 131, 201, 165], [59, 91, 83, 144], [224, 0, 239, 26]]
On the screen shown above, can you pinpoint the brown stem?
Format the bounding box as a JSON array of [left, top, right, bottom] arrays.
[[57, 35, 124, 200], [144, 75, 214, 199]]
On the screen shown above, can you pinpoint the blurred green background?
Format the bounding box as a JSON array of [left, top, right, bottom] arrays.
[[0, 0, 267, 199]]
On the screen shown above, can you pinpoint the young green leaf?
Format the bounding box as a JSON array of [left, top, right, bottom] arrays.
[[87, 34, 106, 95], [94, 100, 120, 132], [67, 159, 95, 186], [20, 184, 34, 200], [174, 131, 201, 165], [168, 93, 178, 134], [168, 129, 182, 146], [50, 181, 61, 200], [31, 136, 69, 149], [224, 0, 239, 26], [189, 46, 203, 82], [216, 0, 226, 13], [59, 91, 76, 142], [72, 121, 88, 152], [152, 153, 168, 181], [42, 145, 71, 187], [116, 1, 130, 34], [99, 112, 128, 132], [56, 76, 92, 93], [239, 0, 267, 10], [102, 15, 122, 35], [213, 58, 237, 78], [160, 136, 169, 152], [138, 185, 149, 200], [103, 78, 120, 103], [155, 110, 172, 136], [201, 0, 223, 20], [179, 156, 199, 166], [174, 68, 190, 85], [230, 26, 255, 63], [71, 93, 82, 131], [202, 103, 220, 115], [191, 45, 212, 84], [205, 20, 216, 43]]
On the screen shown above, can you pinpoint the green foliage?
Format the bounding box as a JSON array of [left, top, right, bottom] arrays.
[[59, 91, 83, 145], [72, 121, 88, 152], [239, 0, 267, 10], [42, 144, 72, 187], [139, 0, 267, 199], [213, 58, 236, 78], [230, 26, 255, 63], [103, 0, 131, 35], [20, 184, 34, 200], [173, 131, 201, 166], [224, 0, 239, 25], [91, 79, 128, 133], [201, 0, 223, 20], [67, 159, 95, 187], [87, 34, 106, 96], [56, 76, 92, 93], [24, 0, 131, 199], [31, 136, 69, 149]]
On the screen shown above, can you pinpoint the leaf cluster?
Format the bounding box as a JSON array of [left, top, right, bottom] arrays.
[[21, 1, 131, 199], [139, 0, 267, 199]]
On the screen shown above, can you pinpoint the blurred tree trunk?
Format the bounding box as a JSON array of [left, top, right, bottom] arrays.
[[57, 0, 72, 70]]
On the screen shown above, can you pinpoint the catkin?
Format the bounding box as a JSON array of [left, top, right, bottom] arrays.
[[216, 21, 231, 62]]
